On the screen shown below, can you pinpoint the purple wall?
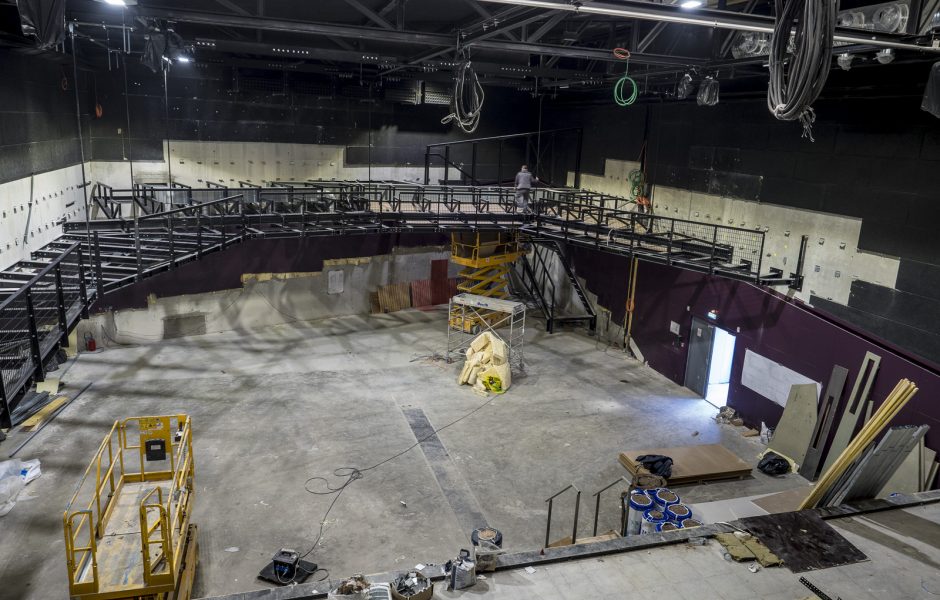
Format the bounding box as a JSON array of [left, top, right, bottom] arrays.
[[568, 246, 940, 457], [94, 233, 448, 311]]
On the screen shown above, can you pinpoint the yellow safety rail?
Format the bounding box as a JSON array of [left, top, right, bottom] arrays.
[[63, 415, 194, 600], [450, 232, 522, 268]]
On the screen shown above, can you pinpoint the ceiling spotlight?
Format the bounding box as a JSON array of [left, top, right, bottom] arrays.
[[837, 53, 854, 71], [103, 0, 127, 5], [680, 0, 703, 8], [875, 48, 895, 64]]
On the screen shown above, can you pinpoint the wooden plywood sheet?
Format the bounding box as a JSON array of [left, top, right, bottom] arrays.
[[738, 511, 868, 573], [878, 441, 937, 496], [751, 486, 814, 514], [19, 396, 67, 431], [619, 444, 752, 485], [768, 383, 819, 467], [377, 282, 412, 313]]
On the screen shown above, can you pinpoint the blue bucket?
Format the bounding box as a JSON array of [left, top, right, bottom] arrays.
[[679, 518, 703, 529], [651, 488, 680, 509], [625, 492, 654, 535], [656, 521, 681, 533], [665, 503, 692, 523], [640, 509, 667, 535]]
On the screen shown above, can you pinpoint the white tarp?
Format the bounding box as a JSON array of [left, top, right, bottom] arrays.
[[741, 349, 821, 407]]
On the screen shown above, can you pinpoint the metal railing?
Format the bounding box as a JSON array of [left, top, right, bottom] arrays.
[[545, 483, 582, 548], [63, 415, 194, 598], [0, 242, 89, 428], [0, 181, 804, 426]]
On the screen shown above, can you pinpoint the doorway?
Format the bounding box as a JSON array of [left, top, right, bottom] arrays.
[[684, 317, 737, 407]]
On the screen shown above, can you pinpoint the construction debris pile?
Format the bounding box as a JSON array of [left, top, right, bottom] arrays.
[[458, 332, 511, 394]]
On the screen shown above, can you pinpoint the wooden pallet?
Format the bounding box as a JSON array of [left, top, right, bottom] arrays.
[[619, 444, 752, 486]]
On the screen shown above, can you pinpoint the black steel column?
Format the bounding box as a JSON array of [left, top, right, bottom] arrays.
[[25, 291, 44, 383], [55, 265, 68, 346]]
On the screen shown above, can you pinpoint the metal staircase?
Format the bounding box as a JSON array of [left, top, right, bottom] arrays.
[[0, 180, 805, 429], [516, 239, 597, 334]]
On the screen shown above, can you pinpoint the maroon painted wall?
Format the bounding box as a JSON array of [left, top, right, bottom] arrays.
[[568, 246, 940, 458], [94, 233, 448, 311]]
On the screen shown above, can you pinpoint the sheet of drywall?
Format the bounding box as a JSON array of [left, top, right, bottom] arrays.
[[741, 349, 821, 407]]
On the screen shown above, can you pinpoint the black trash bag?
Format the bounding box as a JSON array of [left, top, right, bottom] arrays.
[[635, 454, 673, 479], [757, 452, 791, 476], [922, 61, 940, 119], [16, 0, 66, 50]]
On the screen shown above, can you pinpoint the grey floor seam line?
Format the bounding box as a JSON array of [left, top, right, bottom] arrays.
[[401, 406, 490, 535]]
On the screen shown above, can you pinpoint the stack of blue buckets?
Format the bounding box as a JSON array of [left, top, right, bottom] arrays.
[[624, 487, 702, 535]]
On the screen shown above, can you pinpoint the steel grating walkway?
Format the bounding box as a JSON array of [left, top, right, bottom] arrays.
[[0, 180, 807, 427]]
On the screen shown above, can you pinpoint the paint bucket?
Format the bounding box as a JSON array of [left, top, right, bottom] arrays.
[[679, 518, 703, 529], [640, 509, 667, 535], [665, 503, 692, 523], [651, 488, 680, 510], [656, 521, 680, 533], [624, 492, 654, 536]]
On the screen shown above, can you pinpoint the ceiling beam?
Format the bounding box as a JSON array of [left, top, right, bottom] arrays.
[[478, 0, 940, 53], [341, 0, 395, 30], [526, 11, 566, 44], [458, 0, 520, 41], [135, 7, 704, 67]]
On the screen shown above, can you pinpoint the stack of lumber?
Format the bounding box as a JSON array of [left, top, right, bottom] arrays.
[[799, 379, 919, 509]]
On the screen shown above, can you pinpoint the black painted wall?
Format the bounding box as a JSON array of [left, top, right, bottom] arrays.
[[0, 50, 88, 184], [546, 85, 940, 366], [87, 62, 539, 180]]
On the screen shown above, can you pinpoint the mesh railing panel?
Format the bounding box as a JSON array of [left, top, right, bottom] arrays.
[[0, 294, 35, 398]]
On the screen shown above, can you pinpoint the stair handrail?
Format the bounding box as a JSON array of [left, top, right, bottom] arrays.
[[544, 482, 581, 548], [591, 476, 632, 537]]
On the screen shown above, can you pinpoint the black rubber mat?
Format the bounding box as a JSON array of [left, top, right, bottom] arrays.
[[738, 510, 868, 573], [257, 559, 319, 585]]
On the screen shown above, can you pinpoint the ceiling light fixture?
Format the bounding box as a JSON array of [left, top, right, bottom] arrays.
[[680, 1, 703, 8], [103, 0, 127, 5]]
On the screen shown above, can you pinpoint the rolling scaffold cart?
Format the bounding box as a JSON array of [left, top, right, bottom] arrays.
[[447, 293, 526, 372], [63, 415, 198, 600]]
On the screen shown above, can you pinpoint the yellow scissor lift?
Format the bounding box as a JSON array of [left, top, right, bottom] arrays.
[[64, 415, 197, 600], [449, 231, 524, 333]]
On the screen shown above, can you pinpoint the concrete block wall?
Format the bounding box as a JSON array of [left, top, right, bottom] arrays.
[[0, 165, 89, 271], [567, 160, 898, 306], [650, 186, 899, 304], [89, 140, 446, 188], [79, 248, 455, 346]]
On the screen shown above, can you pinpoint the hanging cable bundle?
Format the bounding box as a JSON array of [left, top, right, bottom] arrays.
[[612, 47, 638, 107], [441, 52, 484, 134], [766, 0, 836, 141]]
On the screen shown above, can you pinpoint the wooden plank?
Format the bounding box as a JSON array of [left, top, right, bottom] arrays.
[[751, 486, 814, 514], [768, 383, 819, 467], [619, 444, 752, 486], [800, 366, 849, 481], [821, 352, 881, 474], [19, 396, 67, 431]]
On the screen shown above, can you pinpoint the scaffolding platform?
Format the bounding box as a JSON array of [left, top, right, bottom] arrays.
[[447, 293, 525, 371], [64, 415, 197, 600]]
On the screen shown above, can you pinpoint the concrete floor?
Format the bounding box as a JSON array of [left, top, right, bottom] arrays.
[[0, 307, 806, 599], [391, 503, 940, 600]]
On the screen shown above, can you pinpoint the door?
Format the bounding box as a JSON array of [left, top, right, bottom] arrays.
[[684, 317, 716, 397]]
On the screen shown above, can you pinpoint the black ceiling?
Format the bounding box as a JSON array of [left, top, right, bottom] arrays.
[[1, 0, 938, 97]]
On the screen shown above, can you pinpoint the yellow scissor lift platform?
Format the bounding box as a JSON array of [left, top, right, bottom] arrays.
[[449, 232, 524, 333], [64, 415, 197, 600]]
